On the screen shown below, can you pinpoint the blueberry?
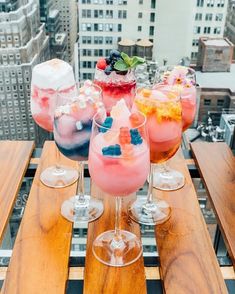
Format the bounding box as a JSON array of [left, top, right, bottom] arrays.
[[104, 65, 112, 75], [110, 50, 121, 58], [105, 57, 111, 65]]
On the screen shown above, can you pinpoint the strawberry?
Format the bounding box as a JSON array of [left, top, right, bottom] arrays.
[[96, 58, 107, 70]]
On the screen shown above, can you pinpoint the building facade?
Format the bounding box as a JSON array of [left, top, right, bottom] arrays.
[[224, 0, 235, 59], [77, 0, 158, 80], [191, 0, 229, 63], [39, 0, 68, 61], [54, 0, 78, 64], [0, 0, 50, 145], [77, 0, 230, 79]]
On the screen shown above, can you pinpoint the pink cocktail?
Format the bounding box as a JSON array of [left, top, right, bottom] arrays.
[[31, 59, 76, 132], [94, 68, 136, 114], [30, 59, 79, 188], [154, 66, 197, 131], [89, 99, 149, 267], [129, 86, 182, 226], [181, 86, 197, 131]]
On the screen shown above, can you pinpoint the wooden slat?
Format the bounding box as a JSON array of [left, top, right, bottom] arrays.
[[0, 141, 34, 243], [84, 186, 147, 294], [1, 266, 234, 281], [154, 149, 228, 294], [191, 142, 235, 268], [1, 141, 79, 294]]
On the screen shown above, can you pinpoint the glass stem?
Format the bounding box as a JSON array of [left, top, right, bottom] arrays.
[[75, 162, 85, 204], [114, 197, 122, 242], [160, 161, 170, 175], [54, 147, 65, 175], [146, 164, 154, 204]]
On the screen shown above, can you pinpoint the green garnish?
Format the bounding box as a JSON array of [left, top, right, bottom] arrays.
[[114, 52, 145, 71]]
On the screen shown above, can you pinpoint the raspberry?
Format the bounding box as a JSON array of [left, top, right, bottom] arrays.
[[97, 58, 107, 70]]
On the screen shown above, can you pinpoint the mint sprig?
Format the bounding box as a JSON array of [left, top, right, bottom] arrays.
[[114, 52, 145, 72]]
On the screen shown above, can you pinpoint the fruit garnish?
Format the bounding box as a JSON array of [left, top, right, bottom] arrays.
[[97, 58, 107, 70], [114, 52, 145, 72]]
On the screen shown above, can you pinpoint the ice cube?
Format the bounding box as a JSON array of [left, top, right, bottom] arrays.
[[110, 99, 131, 129]]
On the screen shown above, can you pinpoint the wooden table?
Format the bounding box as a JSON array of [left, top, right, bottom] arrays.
[[0, 141, 234, 294]]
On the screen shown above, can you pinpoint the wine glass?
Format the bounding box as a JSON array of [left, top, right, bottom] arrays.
[[129, 86, 182, 225], [88, 109, 150, 266], [31, 60, 79, 188], [154, 65, 197, 131], [53, 81, 104, 222], [94, 68, 136, 114], [152, 66, 197, 190]]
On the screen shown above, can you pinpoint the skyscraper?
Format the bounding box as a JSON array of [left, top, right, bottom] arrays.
[[39, 0, 68, 61], [54, 0, 78, 64], [77, 0, 229, 79], [0, 0, 50, 144], [224, 0, 235, 58], [77, 0, 158, 80]]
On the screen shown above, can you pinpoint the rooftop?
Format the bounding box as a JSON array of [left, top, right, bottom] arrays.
[[196, 64, 235, 93]]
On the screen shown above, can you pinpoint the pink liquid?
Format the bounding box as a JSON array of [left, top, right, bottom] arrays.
[[31, 85, 76, 132], [88, 134, 149, 196], [181, 87, 197, 131], [94, 69, 136, 114], [31, 85, 57, 132]]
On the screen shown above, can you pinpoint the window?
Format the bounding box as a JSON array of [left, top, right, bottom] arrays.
[[191, 52, 198, 59], [106, 10, 113, 18], [214, 27, 221, 34], [150, 12, 155, 22], [217, 99, 224, 106], [105, 24, 113, 31], [138, 26, 142, 32], [94, 10, 103, 18], [139, 0, 143, 4], [94, 36, 103, 44], [118, 24, 122, 32], [151, 0, 156, 8], [106, 0, 113, 4], [118, 10, 127, 18], [217, 0, 225, 7], [94, 49, 103, 56], [105, 36, 113, 44], [149, 26, 154, 36], [194, 26, 201, 34], [195, 13, 202, 21], [204, 26, 211, 33], [82, 9, 91, 18], [215, 13, 223, 21], [192, 39, 199, 46], [82, 36, 91, 44], [197, 0, 204, 7], [205, 13, 213, 21], [204, 99, 211, 106], [207, 0, 214, 7], [138, 12, 142, 18]]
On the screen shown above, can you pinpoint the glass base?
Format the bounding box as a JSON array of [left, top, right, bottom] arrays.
[[92, 230, 142, 267], [128, 197, 171, 225], [153, 168, 185, 191], [40, 165, 79, 188], [61, 195, 103, 223]]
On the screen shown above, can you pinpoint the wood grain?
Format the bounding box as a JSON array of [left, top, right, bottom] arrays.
[[1, 141, 79, 294], [191, 142, 235, 268], [154, 149, 228, 294], [84, 186, 147, 294], [0, 141, 34, 244]]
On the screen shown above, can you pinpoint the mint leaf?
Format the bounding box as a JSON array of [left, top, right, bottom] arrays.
[[130, 56, 145, 68], [114, 59, 129, 71], [121, 52, 131, 66]]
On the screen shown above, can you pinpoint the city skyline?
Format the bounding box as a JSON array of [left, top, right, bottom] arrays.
[[0, 0, 234, 147]]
